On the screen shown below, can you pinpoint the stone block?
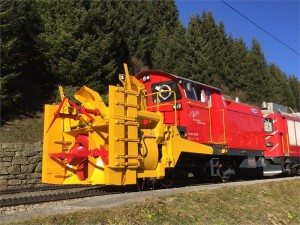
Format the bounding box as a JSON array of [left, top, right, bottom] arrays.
[[33, 141, 42, 148], [2, 157, 12, 162], [21, 165, 29, 173], [0, 151, 16, 157], [1, 143, 14, 149], [0, 164, 9, 175], [12, 156, 28, 165], [0, 162, 11, 167], [35, 162, 42, 173], [8, 179, 21, 185], [7, 175, 16, 179], [28, 155, 42, 164], [0, 175, 8, 180], [27, 179, 38, 184], [29, 164, 36, 173], [16, 174, 26, 180], [7, 165, 21, 175], [23, 150, 36, 157], [0, 179, 8, 190], [25, 143, 33, 151], [31, 173, 42, 178], [14, 143, 25, 151]]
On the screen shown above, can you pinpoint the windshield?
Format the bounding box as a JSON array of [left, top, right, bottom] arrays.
[[151, 80, 182, 103]]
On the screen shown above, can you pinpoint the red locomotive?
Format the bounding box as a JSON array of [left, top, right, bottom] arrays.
[[136, 70, 300, 180], [262, 103, 300, 176]]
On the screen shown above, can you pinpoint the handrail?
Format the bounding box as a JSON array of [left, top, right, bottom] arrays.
[[281, 134, 285, 153], [187, 101, 209, 109], [220, 109, 226, 143], [145, 90, 177, 126], [208, 107, 226, 145], [286, 134, 290, 154]]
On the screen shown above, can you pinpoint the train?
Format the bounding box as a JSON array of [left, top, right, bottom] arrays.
[[42, 64, 300, 187]]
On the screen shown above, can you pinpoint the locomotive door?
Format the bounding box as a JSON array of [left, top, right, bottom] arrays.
[[209, 92, 226, 144], [183, 82, 210, 143], [264, 114, 286, 157]]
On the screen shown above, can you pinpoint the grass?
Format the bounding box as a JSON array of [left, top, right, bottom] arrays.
[[6, 179, 300, 225], [0, 112, 44, 143]]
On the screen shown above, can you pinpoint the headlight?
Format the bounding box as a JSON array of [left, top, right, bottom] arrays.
[[142, 75, 150, 82], [266, 142, 273, 147], [173, 103, 182, 110]]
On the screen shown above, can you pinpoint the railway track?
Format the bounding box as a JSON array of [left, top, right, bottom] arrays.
[[0, 185, 119, 207], [0, 175, 294, 208]]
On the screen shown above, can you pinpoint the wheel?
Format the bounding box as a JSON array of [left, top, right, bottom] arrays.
[[160, 169, 175, 188], [137, 178, 146, 191], [219, 167, 235, 182]]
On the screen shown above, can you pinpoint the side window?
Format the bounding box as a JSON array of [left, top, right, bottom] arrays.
[[264, 118, 273, 133], [194, 85, 206, 103], [206, 90, 211, 106], [184, 82, 206, 103], [183, 82, 196, 100]]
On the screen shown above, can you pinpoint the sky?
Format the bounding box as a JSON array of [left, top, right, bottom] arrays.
[[175, 0, 300, 79]]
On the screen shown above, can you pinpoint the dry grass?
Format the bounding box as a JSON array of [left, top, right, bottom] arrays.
[[7, 179, 300, 225], [0, 112, 44, 143]]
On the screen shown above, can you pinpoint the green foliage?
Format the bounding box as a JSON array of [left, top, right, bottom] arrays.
[[288, 75, 300, 111], [36, 0, 120, 94], [185, 14, 210, 82], [152, 22, 187, 75], [266, 64, 296, 109], [1, 0, 300, 121], [1, 0, 49, 117]]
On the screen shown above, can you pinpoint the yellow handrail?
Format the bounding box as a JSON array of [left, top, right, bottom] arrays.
[[221, 109, 226, 143], [145, 90, 177, 126], [281, 134, 285, 153], [208, 107, 226, 145]]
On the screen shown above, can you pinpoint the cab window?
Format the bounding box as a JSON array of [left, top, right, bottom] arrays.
[[264, 118, 273, 132], [206, 90, 211, 106], [151, 80, 182, 103], [183, 82, 206, 103]]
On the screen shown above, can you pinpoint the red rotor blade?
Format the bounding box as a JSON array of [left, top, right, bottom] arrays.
[[68, 100, 95, 121], [46, 96, 67, 133]]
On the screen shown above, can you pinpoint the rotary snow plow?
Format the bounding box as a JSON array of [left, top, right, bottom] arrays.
[[42, 64, 213, 185]]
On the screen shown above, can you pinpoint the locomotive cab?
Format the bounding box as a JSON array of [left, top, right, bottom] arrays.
[[135, 70, 221, 144], [262, 102, 300, 176]]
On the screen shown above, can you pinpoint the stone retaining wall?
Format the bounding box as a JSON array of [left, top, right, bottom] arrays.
[[0, 142, 43, 190]]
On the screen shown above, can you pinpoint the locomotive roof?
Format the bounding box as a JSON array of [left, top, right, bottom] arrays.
[[135, 70, 221, 92]]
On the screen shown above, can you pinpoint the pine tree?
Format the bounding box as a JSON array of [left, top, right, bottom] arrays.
[[184, 15, 210, 82], [152, 22, 187, 75], [200, 12, 228, 87], [119, 0, 180, 70], [37, 0, 121, 94], [243, 39, 269, 105], [288, 75, 300, 111], [1, 0, 48, 117], [222, 36, 249, 101]]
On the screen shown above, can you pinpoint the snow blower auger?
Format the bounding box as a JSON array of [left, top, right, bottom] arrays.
[[42, 64, 213, 185]]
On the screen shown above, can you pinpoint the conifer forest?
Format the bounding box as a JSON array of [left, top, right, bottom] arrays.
[[1, 0, 299, 120]]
